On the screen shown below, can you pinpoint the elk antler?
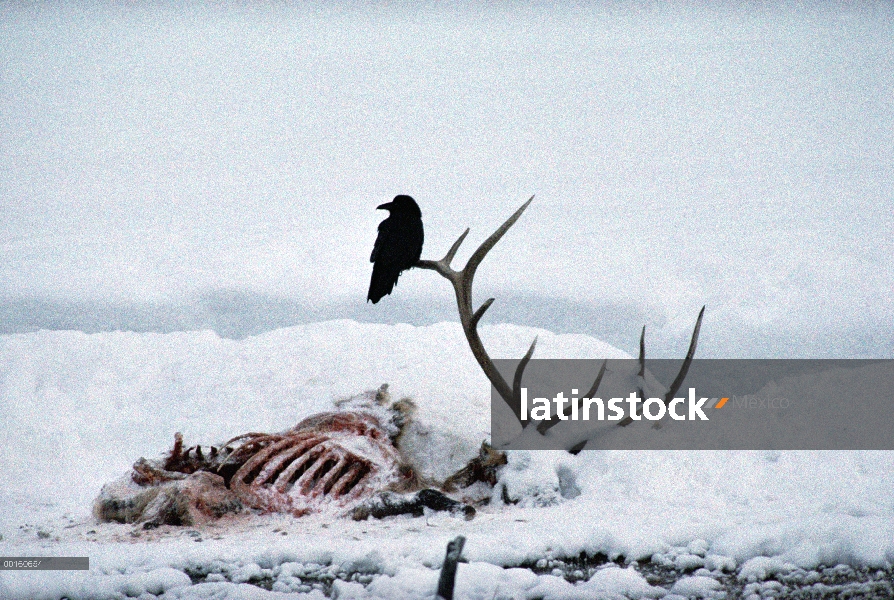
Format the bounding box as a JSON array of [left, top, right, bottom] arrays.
[[416, 198, 535, 422], [416, 197, 601, 425], [417, 197, 707, 440]]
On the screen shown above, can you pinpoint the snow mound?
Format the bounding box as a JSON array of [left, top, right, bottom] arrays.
[[1, 321, 894, 599]]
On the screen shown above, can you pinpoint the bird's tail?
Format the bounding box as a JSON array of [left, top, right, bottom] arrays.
[[367, 265, 399, 304]]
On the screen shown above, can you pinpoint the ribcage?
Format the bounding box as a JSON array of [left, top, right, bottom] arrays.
[[227, 412, 400, 516]]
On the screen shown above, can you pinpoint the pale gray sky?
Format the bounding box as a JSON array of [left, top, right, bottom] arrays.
[[2, 2, 892, 357]]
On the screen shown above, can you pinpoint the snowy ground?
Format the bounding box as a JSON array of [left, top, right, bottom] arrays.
[[1, 321, 893, 599]]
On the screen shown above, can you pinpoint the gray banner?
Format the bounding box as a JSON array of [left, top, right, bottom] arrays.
[[491, 359, 894, 450], [0, 557, 89, 570]]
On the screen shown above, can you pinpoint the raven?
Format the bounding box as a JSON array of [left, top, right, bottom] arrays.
[[367, 195, 424, 304]]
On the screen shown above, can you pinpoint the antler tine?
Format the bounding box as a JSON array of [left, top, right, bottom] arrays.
[[584, 359, 608, 400], [537, 358, 607, 435], [443, 228, 470, 268], [470, 297, 495, 329], [619, 327, 647, 427], [462, 195, 535, 285], [512, 336, 538, 417], [416, 229, 470, 280], [638, 325, 646, 379], [664, 305, 705, 403]]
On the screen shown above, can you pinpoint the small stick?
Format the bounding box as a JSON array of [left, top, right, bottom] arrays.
[[436, 535, 466, 600]]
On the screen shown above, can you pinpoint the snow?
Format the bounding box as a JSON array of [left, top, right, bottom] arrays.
[[581, 566, 664, 598], [0, 321, 893, 599], [737, 557, 796, 584], [669, 576, 722, 598]]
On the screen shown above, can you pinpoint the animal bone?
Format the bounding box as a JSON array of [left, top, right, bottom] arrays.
[[95, 392, 494, 526], [227, 412, 402, 517], [417, 197, 706, 449]]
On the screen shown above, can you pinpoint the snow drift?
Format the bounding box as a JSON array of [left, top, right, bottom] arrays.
[[1, 321, 893, 599]]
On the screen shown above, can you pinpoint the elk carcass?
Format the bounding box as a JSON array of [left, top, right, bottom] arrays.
[[95, 390, 486, 528]]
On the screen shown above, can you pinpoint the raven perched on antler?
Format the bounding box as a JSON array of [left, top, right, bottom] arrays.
[[367, 195, 424, 304]]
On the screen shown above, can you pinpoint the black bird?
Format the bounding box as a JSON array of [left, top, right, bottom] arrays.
[[367, 195, 424, 304]]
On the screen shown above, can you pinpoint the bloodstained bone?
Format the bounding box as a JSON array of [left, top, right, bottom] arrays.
[[95, 396, 497, 526], [226, 412, 402, 517]]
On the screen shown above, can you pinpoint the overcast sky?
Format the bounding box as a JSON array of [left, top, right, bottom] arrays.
[[1, 2, 892, 357]]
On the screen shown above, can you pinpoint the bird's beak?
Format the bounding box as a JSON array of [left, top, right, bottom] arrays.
[[376, 202, 393, 210]]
